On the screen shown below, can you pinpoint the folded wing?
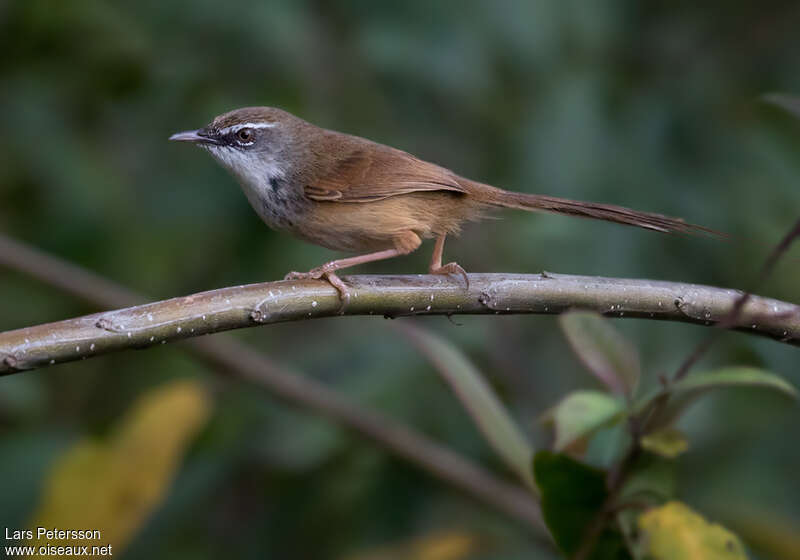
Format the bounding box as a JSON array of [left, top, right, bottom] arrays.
[[304, 147, 467, 203]]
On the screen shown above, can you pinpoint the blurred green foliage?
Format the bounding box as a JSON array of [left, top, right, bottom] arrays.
[[540, 312, 796, 557], [1, 1, 799, 558]]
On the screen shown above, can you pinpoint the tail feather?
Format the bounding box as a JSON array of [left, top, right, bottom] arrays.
[[470, 184, 721, 237]]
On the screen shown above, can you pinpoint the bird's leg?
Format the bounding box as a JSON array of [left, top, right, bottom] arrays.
[[285, 232, 423, 306], [285, 248, 403, 303], [428, 233, 469, 288]]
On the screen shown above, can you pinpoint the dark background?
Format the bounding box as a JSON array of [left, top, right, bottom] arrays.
[[1, 1, 799, 558]]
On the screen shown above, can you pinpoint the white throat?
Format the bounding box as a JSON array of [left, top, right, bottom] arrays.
[[205, 145, 283, 188], [204, 145, 294, 229]]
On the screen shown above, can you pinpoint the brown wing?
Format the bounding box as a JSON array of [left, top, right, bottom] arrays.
[[304, 147, 467, 203]]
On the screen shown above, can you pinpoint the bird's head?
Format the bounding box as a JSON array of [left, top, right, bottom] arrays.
[[170, 106, 306, 186]]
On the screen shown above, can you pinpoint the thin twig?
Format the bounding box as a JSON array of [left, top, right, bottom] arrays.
[[0, 233, 547, 533], [672, 218, 800, 382]]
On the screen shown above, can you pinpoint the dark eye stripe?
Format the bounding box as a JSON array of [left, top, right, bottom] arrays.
[[221, 128, 255, 147]]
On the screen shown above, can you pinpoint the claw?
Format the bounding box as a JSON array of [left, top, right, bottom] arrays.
[[430, 262, 469, 290], [285, 271, 311, 281], [284, 268, 323, 281], [284, 268, 350, 311], [321, 271, 351, 309]]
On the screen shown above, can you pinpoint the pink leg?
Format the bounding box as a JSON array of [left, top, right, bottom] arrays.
[[285, 232, 422, 306], [428, 234, 469, 288], [285, 248, 404, 298], [429, 234, 446, 271], [312, 249, 405, 272]]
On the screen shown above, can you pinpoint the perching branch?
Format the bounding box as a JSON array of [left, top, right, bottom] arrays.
[[2, 272, 798, 373], [0, 234, 547, 534]]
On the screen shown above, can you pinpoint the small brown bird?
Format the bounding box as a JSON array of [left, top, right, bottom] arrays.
[[171, 107, 714, 299]]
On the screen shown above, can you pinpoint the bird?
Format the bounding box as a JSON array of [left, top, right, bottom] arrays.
[[170, 106, 715, 301]]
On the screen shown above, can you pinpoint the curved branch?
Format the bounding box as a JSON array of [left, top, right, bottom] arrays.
[[2, 273, 798, 373]]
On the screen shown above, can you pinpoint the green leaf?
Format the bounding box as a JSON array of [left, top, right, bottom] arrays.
[[533, 451, 631, 559], [633, 367, 796, 429], [671, 367, 796, 398], [559, 311, 640, 397], [637, 501, 748, 559], [640, 428, 689, 459], [584, 424, 628, 470], [545, 391, 625, 452], [398, 324, 536, 493], [763, 93, 800, 120]]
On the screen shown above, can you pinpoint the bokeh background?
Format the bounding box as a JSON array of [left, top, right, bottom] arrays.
[[1, 1, 799, 558]]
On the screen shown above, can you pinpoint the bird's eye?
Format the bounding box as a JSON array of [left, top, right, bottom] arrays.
[[236, 128, 254, 144]]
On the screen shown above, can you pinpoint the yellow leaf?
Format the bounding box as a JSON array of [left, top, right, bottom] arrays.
[[345, 530, 481, 560], [25, 380, 210, 558], [641, 428, 689, 459], [638, 501, 748, 559]]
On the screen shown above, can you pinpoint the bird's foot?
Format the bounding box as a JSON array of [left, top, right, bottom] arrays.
[[429, 261, 469, 289], [284, 267, 351, 309]]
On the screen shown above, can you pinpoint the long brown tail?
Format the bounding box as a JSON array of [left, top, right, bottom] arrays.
[[467, 182, 721, 236]]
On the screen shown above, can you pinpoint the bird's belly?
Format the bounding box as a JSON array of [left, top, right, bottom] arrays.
[[294, 192, 483, 253]]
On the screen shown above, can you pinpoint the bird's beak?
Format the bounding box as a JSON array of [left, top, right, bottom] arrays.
[[169, 129, 220, 145]]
